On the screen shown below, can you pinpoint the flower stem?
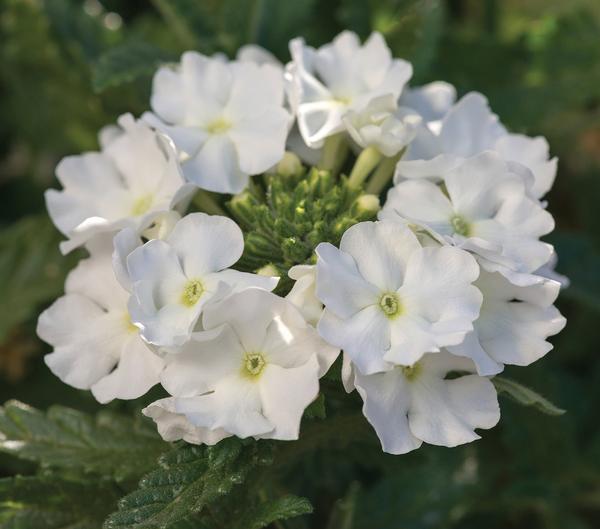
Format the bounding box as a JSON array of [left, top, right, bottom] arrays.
[[365, 148, 405, 195], [192, 189, 227, 216], [347, 146, 382, 188], [318, 133, 348, 176]]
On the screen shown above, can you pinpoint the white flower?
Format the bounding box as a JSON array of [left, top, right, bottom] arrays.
[[286, 264, 323, 326], [448, 268, 566, 375], [381, 151, 555, 273], [287, 30, 413, 148], [349, 351, 500, 454], [36, 246, 164, 404], [398, 92, 557, 198], [342, 94, 422, 156], [237, 44, 283, 69], [315, 220, 481, 375], [156, 288, 339, 441], [46, 114, 193, 254], [143, 398, 230, 445], [126, 212, 278, 347], [144, 52, 291, 194]]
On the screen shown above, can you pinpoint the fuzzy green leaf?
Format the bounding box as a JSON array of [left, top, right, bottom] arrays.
[[92, 41, 174, 92], [492, 376, 566, 416], [0, 401, 168, 482], [231, 495, 313, 529], [103, 439, 276, 529], [0, 474, 120, 529]]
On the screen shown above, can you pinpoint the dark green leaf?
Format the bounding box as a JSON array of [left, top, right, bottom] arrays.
[[492, 376, 566, 416], [0, 401, 168, 482], [92, 41, 174, 92], [231, 495, 313, 529]]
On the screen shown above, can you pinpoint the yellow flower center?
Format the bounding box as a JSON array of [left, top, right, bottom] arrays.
[[379, 292, 402, 319], [131, 194, 153, 216], [180, 279, 204, 307], [242, 352, 266, 379], [124, 314, 138, 334], [401, 363, 422, 381], [205, 117, 231, 135], [450, 214, 471, 237]]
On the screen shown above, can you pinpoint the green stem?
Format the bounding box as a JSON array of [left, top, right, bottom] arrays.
[[365, 148, 405, 195], [347, 146, 382, 188], [318, 133, 348, 176], [192, 190, 227, 216]]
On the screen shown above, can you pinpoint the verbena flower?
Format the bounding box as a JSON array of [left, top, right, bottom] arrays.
[[155, 288, 339, 441], [144, 51, 291, 194], [398, 92, 557, 198], [285, 264, 323, 326], [287, 30, 413, 148], [348, 351, 500, 454], [126, 213, 278, 347], [37, 245, 164, 403], [381, 151, 555, 273], [46, 114, 193, 254], [315, 220, 481, 375]]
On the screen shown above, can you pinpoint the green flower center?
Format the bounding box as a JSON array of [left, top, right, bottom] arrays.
[[450, 215, 471, 237], [401, 363, 422, 381], [180, 279, 204, 307], [242, 352, 266, 378], [379, 292, 402, 319], [205, 118, 231, 135], [131, 194, 153, 216]]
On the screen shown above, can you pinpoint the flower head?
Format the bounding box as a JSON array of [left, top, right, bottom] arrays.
[[46, 114, 193, 254], [144, 52, 291, 194], [315, 220, 481, 374], [37, 246, 164, 403], [155, 288, 339, 441], [287, 31, 412, 148], [381, 151, 555, 273], [125, 213, 278, 347]]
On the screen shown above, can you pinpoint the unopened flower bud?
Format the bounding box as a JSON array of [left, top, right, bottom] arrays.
[[354, 194, 380, 216], [276, 151, 303, 177], [256, 263, 280, 278]]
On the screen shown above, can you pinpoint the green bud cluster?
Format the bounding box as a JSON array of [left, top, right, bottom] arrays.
[[227, 166, 379, 294]]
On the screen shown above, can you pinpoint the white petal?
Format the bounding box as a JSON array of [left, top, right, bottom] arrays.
[[257, 357, 320, 440], [112, 227, 141, 292], [354, 368, 422, 455], [166, 213, 244, 276]]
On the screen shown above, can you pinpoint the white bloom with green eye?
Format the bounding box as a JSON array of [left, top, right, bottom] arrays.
[[287, 30, 413, 148], [397, 92, 557, 198], [46, 114, 194, 254], [315, 220, 482, 375], [125, 213, 278, 348], [144, 52, 291, 194], [36, 246, 164, 404], [347, 351, 500, 454], [381, 151, 555, 273], [448, 268, 566, 376], [342, 94, 422, 156], [155, 288, 339, 442]]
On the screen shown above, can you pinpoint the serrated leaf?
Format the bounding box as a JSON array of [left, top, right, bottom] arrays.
[[0, 401, 168, 482], [492, 376, 566, 416], [0, 474, 120, 529], [92, 41, 174, 92], [103, 439, 274, 529], [231, 495, 313, 529], [0, 215, 76, 344]]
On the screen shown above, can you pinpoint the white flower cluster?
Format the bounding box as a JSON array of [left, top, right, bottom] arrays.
[[38, 31, 566, 454]]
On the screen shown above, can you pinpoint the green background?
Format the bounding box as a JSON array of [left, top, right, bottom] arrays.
[[1, 1, 599, 527]]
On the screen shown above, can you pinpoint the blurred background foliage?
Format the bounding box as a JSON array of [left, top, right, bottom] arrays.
[[0, 0, 599, 528]]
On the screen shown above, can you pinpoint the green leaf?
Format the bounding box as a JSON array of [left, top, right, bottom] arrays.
[[0, 215, 76, 345], [0, 401, 168, 482], [92, 41, 174, 92], [103, 439, 275, 529], [492, 376, 566, 416], [231, 495, 313, 529], [0, 474, 120, 529]]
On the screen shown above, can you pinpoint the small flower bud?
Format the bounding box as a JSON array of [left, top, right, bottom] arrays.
[[256, 263, 280, 278], [354, 194, 380, 216], [276, 152, 303, 177]]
